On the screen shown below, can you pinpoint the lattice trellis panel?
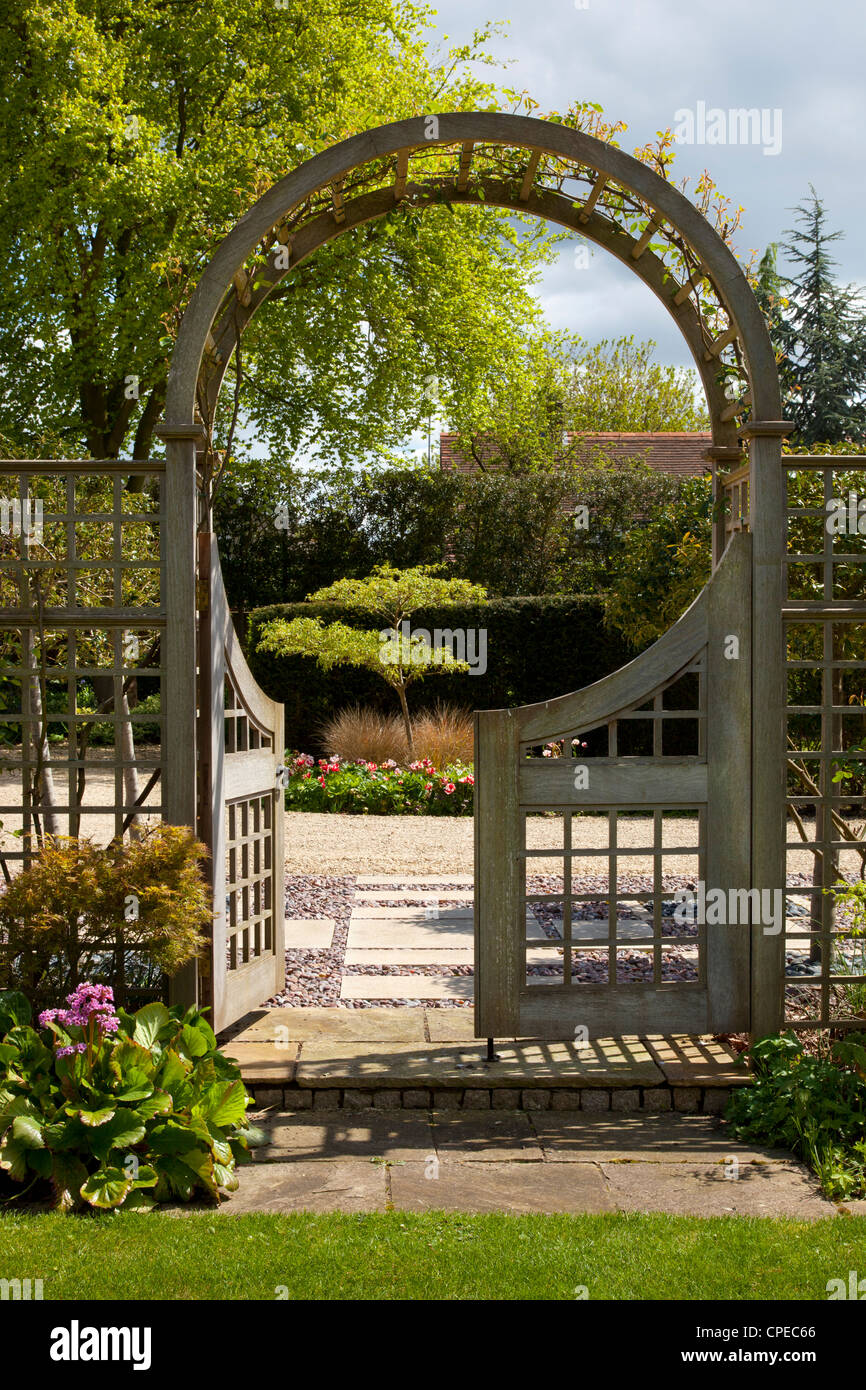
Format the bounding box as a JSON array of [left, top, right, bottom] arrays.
[[782, 455, 866, 1030], [0, 461, 165, 868]]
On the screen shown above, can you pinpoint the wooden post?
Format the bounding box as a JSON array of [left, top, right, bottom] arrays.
[[157, 424, 203, 1010], [474, 708, 521, 1038], [743, 422, 792, 1038]]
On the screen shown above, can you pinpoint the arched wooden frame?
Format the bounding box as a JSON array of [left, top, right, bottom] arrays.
[[159, 113, 788, 1035]]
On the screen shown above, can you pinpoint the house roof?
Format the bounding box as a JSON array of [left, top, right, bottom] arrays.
[[439, 431, 713, 477]]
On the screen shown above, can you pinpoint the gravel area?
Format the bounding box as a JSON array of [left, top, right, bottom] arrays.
[[283, 811, 863, 877]]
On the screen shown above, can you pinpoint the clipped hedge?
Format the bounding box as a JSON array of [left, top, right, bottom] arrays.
[[243, 596, 636, 753]]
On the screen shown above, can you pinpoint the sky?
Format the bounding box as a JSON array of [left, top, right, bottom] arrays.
[[421, 0, 866, 370]]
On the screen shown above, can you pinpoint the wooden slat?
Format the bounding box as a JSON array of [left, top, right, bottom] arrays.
[[630, 220, 659, 259], [519, 150, 542, 201], [457, 140, 474, 192], [720, 392, 751, 423], [331, 180, 346, 224], [703, 326, 738, 360], [393, 149, 409, 201], [577, 172, 606, 223], [673, 274, 707, 305], [0, 460, 165, 473], [518, 985, 708, 1038], [519, 758, 707, 806]]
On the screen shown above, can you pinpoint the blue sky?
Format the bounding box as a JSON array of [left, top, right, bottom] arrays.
[[423, 0, 866, 368]]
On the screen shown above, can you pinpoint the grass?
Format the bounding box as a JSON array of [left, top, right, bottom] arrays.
[[1, 1210, 864, 1300]]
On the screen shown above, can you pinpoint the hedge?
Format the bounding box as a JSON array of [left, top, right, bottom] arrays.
[[243, 596, 637, 753]]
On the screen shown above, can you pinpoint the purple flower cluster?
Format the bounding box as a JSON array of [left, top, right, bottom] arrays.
[[40, 984, 120, 1056]]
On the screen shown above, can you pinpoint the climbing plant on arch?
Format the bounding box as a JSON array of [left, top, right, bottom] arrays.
[[158, 112, 792, 1036]]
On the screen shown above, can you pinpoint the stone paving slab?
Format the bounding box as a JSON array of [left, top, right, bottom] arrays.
[[527, 1113, 794, 1163], [389, 1161, 613, 1214], [223, 1159, 386, 1214], [251, 1111, 435, 1162], [294, 1038, 662, 1088], [347, 917, 473, 943], [426, 1010, 479, 1042], [344, 948, 474, 965], [600, 1160, 835, 1219], [354, 874, 475, 886], [646, 1035, 750, 1087], [220, 1041, 299, 1082], [340, 975, 474, 1001], [234, 1008, 427, 1043], [284, 918, 336, 950], [430, 1111, 544, 1161], [353, 888, 474, 902]]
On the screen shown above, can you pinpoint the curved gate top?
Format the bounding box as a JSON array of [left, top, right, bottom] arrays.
[[158, 113, 789, 1035]]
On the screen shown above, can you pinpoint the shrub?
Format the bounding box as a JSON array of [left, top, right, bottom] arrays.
[[284, 753, 473, 816], [0, 826, 210, 1010], [726, 1031, 866, 1199], [411, 703, 475, 768], [318, 706, 407, 765], [248, 594, 634, 753], [320, 701, 474, 768], [0, 987, 258, 1211]]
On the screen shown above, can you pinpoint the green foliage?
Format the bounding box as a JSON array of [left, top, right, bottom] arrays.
[[257, 566, 488, 752], [247, 594, 635, 753], [446, 333, 709, 473], [726, 1032, 866, 1200], [604, 475, 714, 646], [284, 754, 473, 816], [217, 460, 698, 608], [0, 0, 559, 462], [0, 995, 257, 1211], [0, 826, 210, 1008]]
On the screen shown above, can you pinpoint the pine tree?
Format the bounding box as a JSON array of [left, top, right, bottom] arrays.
[[772, 188, 866, 446]]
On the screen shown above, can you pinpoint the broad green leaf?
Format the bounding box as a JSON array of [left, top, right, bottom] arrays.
[[80, 1166, 134, 1210], [204, 1080, 248, 1128], [0, 1137, 28, 1182], [133, 1002, 171, 1050], [11, 1114, 44, 1149], [67, 1105, 116, 1128]]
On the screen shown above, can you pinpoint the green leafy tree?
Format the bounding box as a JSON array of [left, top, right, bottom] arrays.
[[767, 190, 866, 446], [256, 565, 487, 753], [446, 333, 709, 476], [0, 0, 555, 463], [603, 475, 713, 647]]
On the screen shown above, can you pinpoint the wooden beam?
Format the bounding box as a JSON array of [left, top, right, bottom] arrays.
[[331, 180, 346, 225], [519, 150, 542, 201], [704, 325, 738, 361], [630, 219, 659, 259], [457, 140, 474, 192], [577, 172, 606, 223], [393, 149, 409, 201]]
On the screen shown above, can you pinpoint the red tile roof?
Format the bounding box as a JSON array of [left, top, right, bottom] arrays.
[[439, 431, 713, 477]]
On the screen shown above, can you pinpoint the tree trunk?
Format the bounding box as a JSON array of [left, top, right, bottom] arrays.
[[396, 683, 414, 759]]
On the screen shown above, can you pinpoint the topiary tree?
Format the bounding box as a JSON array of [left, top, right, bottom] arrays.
[[256, 565, 487, 755]]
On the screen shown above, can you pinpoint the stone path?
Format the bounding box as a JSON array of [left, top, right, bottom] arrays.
[[222, 1111, 845, 1218]]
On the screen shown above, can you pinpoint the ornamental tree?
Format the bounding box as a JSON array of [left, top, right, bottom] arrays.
[[256, 565, 487, 754]]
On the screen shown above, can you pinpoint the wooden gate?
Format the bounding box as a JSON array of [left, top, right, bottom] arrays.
[[475, 532, 753, 1040]]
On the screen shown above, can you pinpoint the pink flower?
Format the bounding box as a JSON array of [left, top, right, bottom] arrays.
[[444, 782, 456, 794]]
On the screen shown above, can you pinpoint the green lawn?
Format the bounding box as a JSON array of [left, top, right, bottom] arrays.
[[1, 1211, 863, 1300]]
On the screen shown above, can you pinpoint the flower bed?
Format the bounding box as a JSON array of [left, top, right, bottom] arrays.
[[283, 754, 474, 815]]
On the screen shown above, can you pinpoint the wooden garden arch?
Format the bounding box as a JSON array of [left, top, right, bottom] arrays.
[[158, 112, 792, 1036]]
